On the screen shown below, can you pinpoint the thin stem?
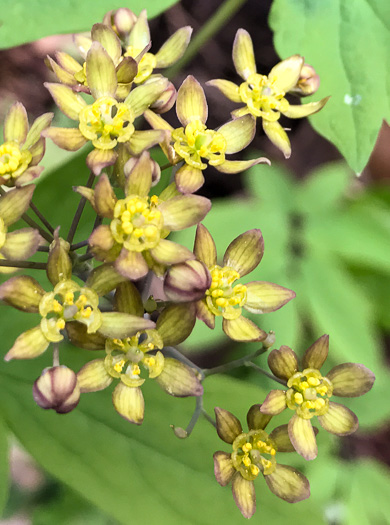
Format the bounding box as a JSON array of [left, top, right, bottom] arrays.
[[37, 246, 50, 252], [201, 408, 216, 428], [160, 162, 174, 171], [52, 343, 60, 367], [166, 0, 248, 78], [0, 260, 46, 269], [245, 361, 287, 386], [67, 172, 95, 244], [29, 201, 55, 234], [21, 213, 53, 243], [70, 240, 89, 251], [78, 252, 94, 263], [203, 345, 268, 377], [163, 346, 203, 376]]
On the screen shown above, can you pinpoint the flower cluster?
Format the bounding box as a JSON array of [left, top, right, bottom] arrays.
[[0, 7, 374, 522]]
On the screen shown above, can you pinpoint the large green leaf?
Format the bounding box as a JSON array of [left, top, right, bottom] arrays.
[[270, 0, 390, 172], [0, 416, 9, 517], [0, 0, 179, 49]]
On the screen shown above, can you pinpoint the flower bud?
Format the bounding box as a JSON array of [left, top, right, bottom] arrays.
[[290, 64, 320, 97], [47, 228, 72, 286], [103, 8, 137, 40], [170, 425, 188, 439], [33, 366, 80, 414], [164, 259, 211, 303], [149, 81, 177, 114]]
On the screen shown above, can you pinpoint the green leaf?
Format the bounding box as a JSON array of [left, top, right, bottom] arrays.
[[270, 0, 390, 172], [0, 416, 9, 517], [0, 0, 179, 49]]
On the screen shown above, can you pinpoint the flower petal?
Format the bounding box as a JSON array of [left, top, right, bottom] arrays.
[[114, 281, 143, 317], [0, 275, 45, 312], [128, 9, 150, 48], [77, 358, 112, 392], [47, 55, 77, 86], [302, 334, 329, 370], [4, 102, 28, 144], [125, 150, 152, 197], [194, 224, 217, 268], [206, 79, 241, 102], [125, 76, 169, 118], [93, 174, 117, 219], [231, 473, 256, 519], [15, 166, 44, 186], [176, 75, 208, 126], [218, 115, 255, 154], [214, 407, 242, 443], [156, 303, 196, 346], [155, 26, 193, 68], [326, 363, 375, 398], [267, 346, 298, 381], [112, 383, 144, 425], [23, 112, 54, 150], [86, 263, 126, 296], [1, 229, 42, 260], [115, 249, 149, 281], [268, 424, 295, 452], [262, 119, 291, 159], [196, 298, 215, 328], [260, 390, 287, 415], [282, 97, 330, 118], [143, 108, 174, 131], [175, 164, 205, 194], [89, 224, 115, 253], [43, 127, 87, 151], [55, 51, 83, 74], [155, 358, 203, 397], [244, 281, 295, 314], [127, 129, 168, 156], [223, 229, 264, 277], [160, 195, 211, 231], [246, 404, 272, 431], [318, 402, 358, 436], [86, 148, 118, 176], [215, 157, 270, 174], [66, 321, 106, 350], [99, 312, 154, 339], [149, 239, 195, 265], [265, 463, 310, 503], [213, 451, 235, 486], [223, 316, 266, 342], [86, 41, 117, 99], [91, 23, 122, 65], [164, 259, 211, 303], [4, 326, 49, 361], [232, 29, 256, 80], [288, 414, 317, 460], [44, 83, 86, 120], [0, 185, 35, 226], [29, 137, 46, 165], [268, 55, 304, 92]]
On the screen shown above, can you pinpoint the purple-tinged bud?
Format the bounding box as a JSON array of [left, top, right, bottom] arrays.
[[103, 8, 137, 40], [149, 81, 177, 114], [33, 366, 80, 414], [164, 259, 211, 303], [290, 64, 320, 97]]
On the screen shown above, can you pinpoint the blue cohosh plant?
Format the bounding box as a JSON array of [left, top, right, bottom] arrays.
[[0, 8, 374, 520]]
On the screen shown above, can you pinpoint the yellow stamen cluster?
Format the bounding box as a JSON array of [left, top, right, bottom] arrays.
[[205, 265, 247, 320], [172, 119, 227, 170], [286, 368, 333, 419], [239, 73, 289, 121], [110, 195, 163, 252], [74, 62, 88, 86], [125, 46, 157, 84], [78, 97, 135, 149], [232, 430, 277, 481], [0, 141, 32, 181]]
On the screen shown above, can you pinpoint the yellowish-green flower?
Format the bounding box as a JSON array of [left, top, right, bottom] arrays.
[[164, 224, 296, 342], [260, 335, 375, 460], [44, 42, 168, 175], [0, 102, 53, 186], [77, 282, 201, 424], [145, 75, 269, 194], [213, 405, 310, 519], [207, 29, 329, 158]]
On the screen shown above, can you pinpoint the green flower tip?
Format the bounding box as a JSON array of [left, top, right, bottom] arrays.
[[33, 366, 80, 414]]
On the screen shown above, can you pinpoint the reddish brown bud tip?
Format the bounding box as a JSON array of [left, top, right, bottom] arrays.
[[164, 259, 211, 303]]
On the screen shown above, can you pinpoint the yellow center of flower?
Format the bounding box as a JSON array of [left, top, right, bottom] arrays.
[[232, 429, 276, 481], [239, 73, 290, 121], [78, 97, 135, 149], [172, 119, 227, 170], [124, 46, 157, 84], [105, 330, 164, 387], [110, 194, 163, 252], [0, 141, 32, 181], [73, 62, 88, 86], [39, 282, 101, 343], [286, 368, 333, 419], [205, 265, 247, 320]]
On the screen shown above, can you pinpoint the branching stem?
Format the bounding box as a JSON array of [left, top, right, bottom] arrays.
[[67, 172, 95, 244]]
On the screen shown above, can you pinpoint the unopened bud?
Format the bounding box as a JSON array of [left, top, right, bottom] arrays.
[[33, 366, 80, 414], [164, 260, 211, 303], [170, 425, 188, 439], [103, 8, 137, 40], [47, 228, 72, 286], [149, 81, 177, 114], [263, 331, 276, 349], [290, 64, 320, 97]]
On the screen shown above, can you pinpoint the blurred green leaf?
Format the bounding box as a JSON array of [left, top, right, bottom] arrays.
[[0, 1, 179, 49], [0, 416, 9, 517], [270, 0, 390, 172]]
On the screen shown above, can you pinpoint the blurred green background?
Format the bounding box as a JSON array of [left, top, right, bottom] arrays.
[[1, 0, 390, 524]]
